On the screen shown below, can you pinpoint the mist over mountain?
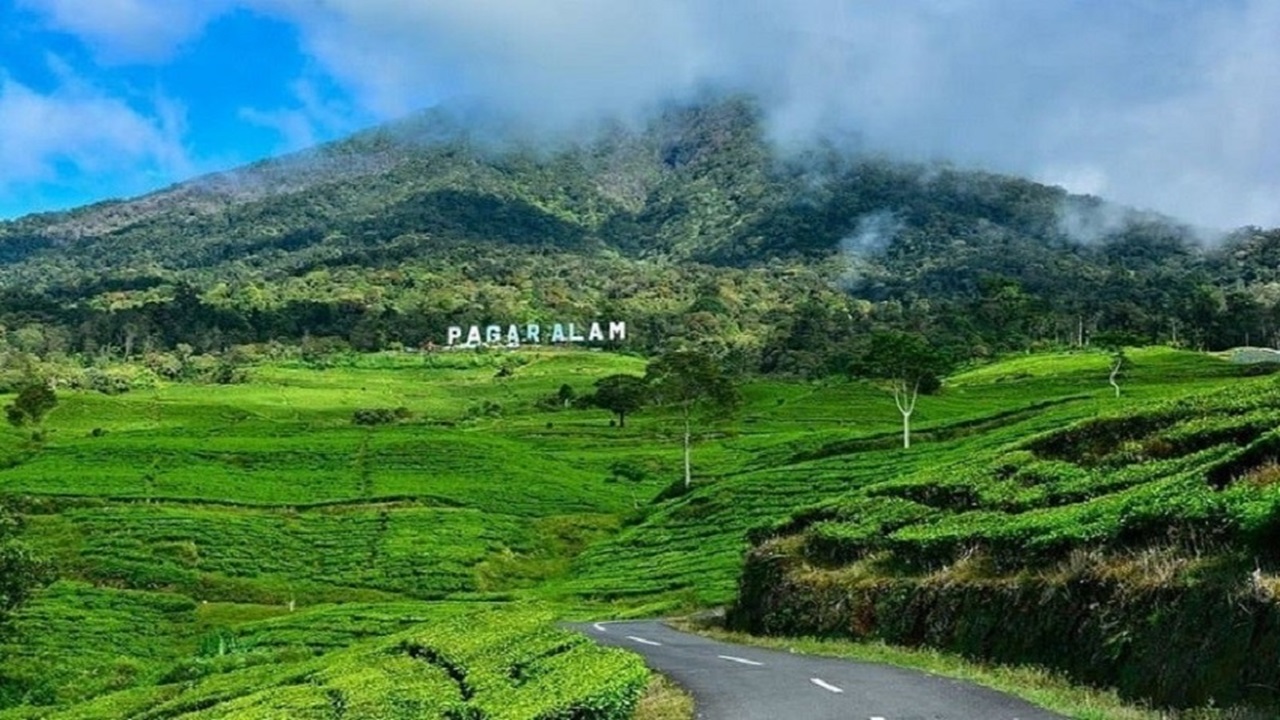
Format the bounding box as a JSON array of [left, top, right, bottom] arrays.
[[6, 2, 1279, 229], [0, 94, 1278, 376]]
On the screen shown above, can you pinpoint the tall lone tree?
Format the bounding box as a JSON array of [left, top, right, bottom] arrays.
[[1093, 331, 1141, 398], [857, 331, 949, 450], [646, 349, 739, 488], [591, 374, 648, 427]]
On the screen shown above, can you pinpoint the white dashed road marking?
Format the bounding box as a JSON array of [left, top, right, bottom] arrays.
[[627, 635, 662, 646], [717, 655, 764, 666], [810, 678, 844, 693], [592, 623, 607, 632]]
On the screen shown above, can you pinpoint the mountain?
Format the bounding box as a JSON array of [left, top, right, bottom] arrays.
[[1, 95, 1278, 372]]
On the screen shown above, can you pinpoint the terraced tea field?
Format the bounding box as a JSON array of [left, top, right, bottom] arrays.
[[0, 347, 1259, 716], [0, 602, 644, 719]]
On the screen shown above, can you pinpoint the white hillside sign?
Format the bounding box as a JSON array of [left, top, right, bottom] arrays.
[[445, 321, 626, 348]]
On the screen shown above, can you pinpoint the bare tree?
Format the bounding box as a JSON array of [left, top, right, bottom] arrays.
[[646, 349, 739, 488], [856, 331, 949, 450]]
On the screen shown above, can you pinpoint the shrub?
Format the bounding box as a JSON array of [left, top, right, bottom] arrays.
[[352, 407, 412, 426]]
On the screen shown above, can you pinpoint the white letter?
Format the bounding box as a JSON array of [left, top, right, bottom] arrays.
[[588, 322, 605, 342], [447, 327, 462, 346], [485, 325, 502, 344], [551, 323, 567, 343], [466, 326, 482, 346], [526, 324, 541, 343], [609, 321, 627, 341], [568, 323, 585, 342], [507, 325, 521, 345]]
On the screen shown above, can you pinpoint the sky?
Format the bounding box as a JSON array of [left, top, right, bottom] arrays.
[[1, 0, 1278, 230]]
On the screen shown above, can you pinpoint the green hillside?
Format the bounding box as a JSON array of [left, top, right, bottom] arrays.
[[2, 96, 1280, 380], [2, 344, 1273, 717], [6, 95, 1280, 718], [728, 354, 1280, 709], [1, 350, 670, 717]]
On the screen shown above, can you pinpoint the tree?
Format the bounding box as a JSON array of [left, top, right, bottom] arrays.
[[1, 501, 46, 630], [1094, 331, 1143, 398], [646, 349, 739, 488], [5, 383, 57, 428], [855, 331, 950, 449], [591, 374, 648, 427], [557, 383, 577, 409]]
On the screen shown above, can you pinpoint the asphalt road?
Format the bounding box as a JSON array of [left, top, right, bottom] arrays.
[[574, 620, 1067, 720]]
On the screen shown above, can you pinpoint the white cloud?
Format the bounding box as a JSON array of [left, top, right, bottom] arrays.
[[0, 72, 190, 195], [239, 78, 354, 152], [17, 0, 231, 62], [1027, 0, 1280, 229], [15, 0, 1280, 229], [246, 0, 1280, 228]]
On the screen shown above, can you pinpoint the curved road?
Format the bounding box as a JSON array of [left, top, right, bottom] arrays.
[[575, 621, 1066, 720]]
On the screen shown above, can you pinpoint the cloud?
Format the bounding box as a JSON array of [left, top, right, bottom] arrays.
[[238, 78, 354, 152], [16, 0, 231, 62], [0, 70, 190, 197], [260, 0, 715, 128], [840, 210, 902, 288], [255, 0, 1280, 230], [17, 0, 1280, 229]]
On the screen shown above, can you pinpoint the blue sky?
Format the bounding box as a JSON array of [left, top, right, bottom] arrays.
[[1, 1, 1278, 230]]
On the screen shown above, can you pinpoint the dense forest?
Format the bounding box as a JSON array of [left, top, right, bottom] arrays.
[[2, 95, 1279, 381]]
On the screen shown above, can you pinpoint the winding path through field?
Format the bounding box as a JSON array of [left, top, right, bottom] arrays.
[[575, 621, 1066, 720]]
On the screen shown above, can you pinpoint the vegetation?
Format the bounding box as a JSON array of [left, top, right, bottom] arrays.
[[591, 374, 648, 428], [5, 93, 1280, 718], [1, 96, 1280, 383], [0, 601, 647, 719], [646, 349, 740, 489], [854, 330, 951, 448], [729, 365, 1280, 709], [632, 675, 694, 720], [0, 500, 44, 631], [4, 385, 56, 429], [0, 340, 1272, 717]]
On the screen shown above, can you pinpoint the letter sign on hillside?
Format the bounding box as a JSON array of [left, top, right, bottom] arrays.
[[443, 320, 626, 348]]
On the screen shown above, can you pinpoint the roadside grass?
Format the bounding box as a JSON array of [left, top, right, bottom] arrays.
[[633, 675, 695, 720], [672, 622, 1274, 720]]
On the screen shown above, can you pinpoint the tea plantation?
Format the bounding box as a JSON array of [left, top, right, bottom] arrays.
[[0, 347, 1269, 716], [729, 353, 1280, 708]]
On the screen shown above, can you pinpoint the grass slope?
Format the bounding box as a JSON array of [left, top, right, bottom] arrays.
[[0, 346, 1259, 715], [561, 347, 1245, 608]]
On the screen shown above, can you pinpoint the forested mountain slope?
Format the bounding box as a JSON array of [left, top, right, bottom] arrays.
[[2, 96, 1279, 372]]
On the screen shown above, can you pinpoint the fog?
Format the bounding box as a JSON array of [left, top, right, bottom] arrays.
[[256, 0, 1279, 231], [14, 0, 1280, 230]]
